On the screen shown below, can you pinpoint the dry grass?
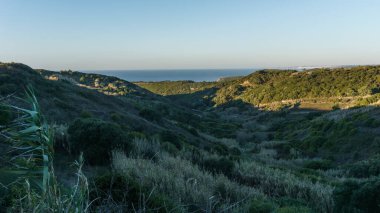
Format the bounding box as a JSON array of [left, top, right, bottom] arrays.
[[112, 150, 262, 212], [117, 138, 335, 212], [235, 160, 334, 213]]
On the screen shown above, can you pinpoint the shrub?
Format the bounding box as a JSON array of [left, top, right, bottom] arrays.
[[250, 145, 261, 154], [80, 110, 92, 118], [160, 131, 183, 149], [364, 118, 380, 128], [248, 198, 276, 213], [301, 135, 326, 154], [188, 127, 199, 136], [110, 112, 122, 122], [139, 108, 161, 122], [203, 157, 234, 176], [267, 133, 274, 140], [347, 155, 380, 178], [334, 178, 380, 213], [127, 131, 146, 139], [351, 178, 380, 212], [68, 118, 132, 165], [161, 142, 179, 155], [273, 143, 292, 159], [211, 143, 229, 155], [275, 206, 312, 213], [229, 147, 242, 156], [90, 172, 177, 212], [303, 159, 332, 171], [90, 173, 134, 206]]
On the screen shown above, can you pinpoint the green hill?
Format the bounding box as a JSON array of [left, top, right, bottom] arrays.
[[135, 80, 217, 96], [139, 66, 380, 111], [213, 66, 380, 107]]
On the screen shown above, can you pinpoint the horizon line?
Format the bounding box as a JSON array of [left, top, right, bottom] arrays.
[[76, 63, 380, 72]]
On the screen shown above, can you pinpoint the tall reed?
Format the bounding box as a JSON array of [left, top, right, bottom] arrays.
[[0, 87, 90, 212]]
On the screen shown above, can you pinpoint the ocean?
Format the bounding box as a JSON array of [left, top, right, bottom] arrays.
[[81, 69, 258, 82]]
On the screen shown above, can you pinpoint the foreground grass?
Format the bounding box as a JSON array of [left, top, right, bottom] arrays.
[[110, 138, 330, 212], [112, 150, 261, 212]]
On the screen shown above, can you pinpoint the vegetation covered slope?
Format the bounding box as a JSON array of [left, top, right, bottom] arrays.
[[38, 69, 152, 96], [138, 66, 380, 110], [135, 80, 217, 96], [1, 62, 380, 212], [214, 66, 380, 108], [0, 63, 243, 160]]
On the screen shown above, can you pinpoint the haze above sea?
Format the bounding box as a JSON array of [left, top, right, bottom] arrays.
[[81, 69, 260, 82]]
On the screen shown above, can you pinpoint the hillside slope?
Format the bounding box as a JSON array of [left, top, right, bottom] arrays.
[[214, 66, 380, 109], [1, 63, 380, 212], [140, 66, 380, 111], [135, 80, 217, 96], [0, 63, 241, 150]]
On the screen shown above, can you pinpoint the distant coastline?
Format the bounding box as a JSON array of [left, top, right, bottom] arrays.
[[81, 69, 258, 82], [79, 64, 377, 82]]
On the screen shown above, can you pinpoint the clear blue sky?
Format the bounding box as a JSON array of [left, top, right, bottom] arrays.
[[1, 0, 380, 70]]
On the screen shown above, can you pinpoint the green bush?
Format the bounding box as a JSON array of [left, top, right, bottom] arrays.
[[188, 127, 199, 136], [139, 108, 161, 122], [273, 143, 292, 159], [160, 130, 183, 149], [364, 118, 380, 128], [90, 173, 176, 212], [229, 147, 242, 156], [347, 155, 380, 178], [274, 197, 310, 211], [303, 159, 332, 170], [334, 178, 380, 213], [250, 145, 261, 154], [110, 112, 122, 122], [161, 142, 179, 155], [79, 110, 92, 118], [127, 131, 146, 139], [68, 118, 132, 165], [275, 206, 312, 213], [248, 198, 276, 213], [203, 157, 234, 176], [90, 173, 135, 206], [302, 135, 326, 154], [211, 143, 229, 156]]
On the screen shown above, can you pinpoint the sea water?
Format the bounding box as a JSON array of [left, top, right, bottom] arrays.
[[81, 69, 259, 82]]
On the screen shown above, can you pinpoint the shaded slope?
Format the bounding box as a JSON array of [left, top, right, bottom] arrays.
[[0, 62, 241, 148]]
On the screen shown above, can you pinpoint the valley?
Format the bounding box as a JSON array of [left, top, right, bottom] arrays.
[[1, 62, 380, 212]]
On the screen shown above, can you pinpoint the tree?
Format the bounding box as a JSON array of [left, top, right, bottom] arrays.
[[68, 118, 132, 165]]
